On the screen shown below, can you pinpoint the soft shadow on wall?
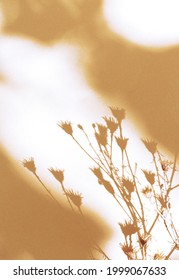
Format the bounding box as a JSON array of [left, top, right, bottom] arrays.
[[0, 148, 110, 259], [1, 0, 179, 260], [1, 0, 178, 154]]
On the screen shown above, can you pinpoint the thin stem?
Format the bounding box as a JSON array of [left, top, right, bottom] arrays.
[[170, 150, 177, 187], [110, 133, 113, 162], [170, 184, 179, 192], [114, 195, 133, 220], [112, 175, 138, 220], [125, 150, 147, 234], [153, 153, 161, 187], [122, 150, 125, 178], [93, 125, 112, 175], [164, 220, 176, 243], [94, 245, 110, 260], [99, 144, 111, 173], [165, 244, 177, 260], [34, 173, 62, 209], [82, 129, 109, 174], [113, 179, 144, 258], [146, 155, 159, 210], [60, 182, 75, 212], [157, 151, 170, 186], [110, 173, 141, 225], [170, 220, 179, 241], [72, 136, 110, 176], [119, 124, 123, 138], [147, 213, 159, 235], [113, 174, 142, 224]]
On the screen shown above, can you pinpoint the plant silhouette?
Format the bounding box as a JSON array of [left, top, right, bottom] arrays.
[[1, 0, 179, 260], [0, 149, 109, 260], [57, 107, 179, 260]]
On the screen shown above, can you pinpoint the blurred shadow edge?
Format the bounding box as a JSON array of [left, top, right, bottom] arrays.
[[0, 147, 110, 260]]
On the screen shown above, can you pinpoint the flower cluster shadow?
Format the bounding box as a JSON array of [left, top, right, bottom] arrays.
[[23, 107, 179, 260]]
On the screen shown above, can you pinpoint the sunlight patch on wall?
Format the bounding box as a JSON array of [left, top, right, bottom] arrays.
[[103, 0, 179, 47], [0, 35, 146, 259], [0, 34, 179, 259]]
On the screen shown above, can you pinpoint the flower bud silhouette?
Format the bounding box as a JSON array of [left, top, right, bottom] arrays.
[[58, 121, 73, 136], [103, 116, 118, 134], [142, 170, 155, 185], [119, 220, 140, 237], [120, 243, 135, 259], [115, 137, 128, 151], [141, 186, 152, 197], [101, 179, 115, 196], [49, 168, 64, 183], [95, 124, 108, 147], [142, 139, 158, 155], [109, 107, 125, 125], [22, 157, 36, 174], [122, 178, 135, 194], [65, 189, 83, 209], [90, 167, 103, 180], [77, 124, 84, 130], [153, 252, 166, 260]]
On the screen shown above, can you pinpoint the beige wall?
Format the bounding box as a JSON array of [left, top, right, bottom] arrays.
[[0, 0, 179, 260]]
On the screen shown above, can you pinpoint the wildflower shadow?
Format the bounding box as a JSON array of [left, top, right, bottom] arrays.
[[58, 108, 179, 259], [0, 148, 110, 259]]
